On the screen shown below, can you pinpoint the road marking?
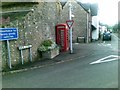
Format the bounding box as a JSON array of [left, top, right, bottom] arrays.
[[107, 44, 111, 46], [112, 34, 120, 40], [98, 43, 112, 46], [90, 55, 119, 65]]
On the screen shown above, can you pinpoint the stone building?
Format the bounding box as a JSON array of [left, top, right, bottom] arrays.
[[60, 0, 98, 43], [60, 0, 88, 43]]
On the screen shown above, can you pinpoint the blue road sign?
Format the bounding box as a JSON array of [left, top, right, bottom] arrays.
[[0, 28, 18, 41]]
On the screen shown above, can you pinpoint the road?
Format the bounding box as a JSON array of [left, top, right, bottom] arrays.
[[2, 33, 119, 88]]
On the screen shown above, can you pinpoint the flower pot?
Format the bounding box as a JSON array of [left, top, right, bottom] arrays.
[[42, 47, 59, 59]]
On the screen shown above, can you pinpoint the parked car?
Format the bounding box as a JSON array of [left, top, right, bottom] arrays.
[[102, 31, 111, 41]]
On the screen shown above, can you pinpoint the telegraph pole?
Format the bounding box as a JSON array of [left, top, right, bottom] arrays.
[[69, 2, 73, 54]]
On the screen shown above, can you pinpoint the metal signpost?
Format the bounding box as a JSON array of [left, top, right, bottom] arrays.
[[18, 45, 32, 65], [0, 28, 18, 69], [67, 2, 74, 54], [66, 20, 74, 54]]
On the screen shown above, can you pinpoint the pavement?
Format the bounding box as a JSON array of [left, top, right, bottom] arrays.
[[2, 43, 93, 75]]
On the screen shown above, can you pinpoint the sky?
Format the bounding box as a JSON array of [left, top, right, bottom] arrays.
[[81, 0, 119, 26], [98, 0, 119, 26]]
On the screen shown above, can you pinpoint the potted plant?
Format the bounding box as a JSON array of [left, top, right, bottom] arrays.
[[37, 39, 59, 59]]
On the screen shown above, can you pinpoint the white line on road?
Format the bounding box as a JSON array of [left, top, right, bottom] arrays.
[[98, 43, 112, 47], [90, 55, 119, 65], [112, 34, 120, 40]]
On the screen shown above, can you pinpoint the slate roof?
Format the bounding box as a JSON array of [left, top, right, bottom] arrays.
[[59, 0, 98, 16], [90, 3, 98, 16], [76, 1, 98, 16]]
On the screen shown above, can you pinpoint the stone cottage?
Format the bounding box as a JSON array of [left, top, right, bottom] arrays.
[[61, 0, 98, 43]]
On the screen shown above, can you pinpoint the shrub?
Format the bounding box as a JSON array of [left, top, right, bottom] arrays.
[[37, 39, 57, 52], [41, 39, 53, 47]]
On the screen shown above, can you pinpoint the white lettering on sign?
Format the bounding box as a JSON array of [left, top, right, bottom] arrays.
[[0, 28, 18, 41]]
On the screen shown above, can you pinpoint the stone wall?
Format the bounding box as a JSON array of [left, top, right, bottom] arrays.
[[1, 2, 62, 69]]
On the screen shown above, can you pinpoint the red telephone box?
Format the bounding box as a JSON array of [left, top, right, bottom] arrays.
[[56, 23, 69, 52]]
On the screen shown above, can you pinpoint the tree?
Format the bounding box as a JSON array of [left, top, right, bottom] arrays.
[[113, 23, 118, 32], [118, 22, 120, 30]]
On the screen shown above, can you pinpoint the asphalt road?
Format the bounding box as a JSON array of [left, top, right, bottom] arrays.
[[2, 33, 119, 88]]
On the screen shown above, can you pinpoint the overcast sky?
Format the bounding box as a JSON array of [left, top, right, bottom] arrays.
[[80, 0, 119, 26], [98, 0, 119, 26]]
